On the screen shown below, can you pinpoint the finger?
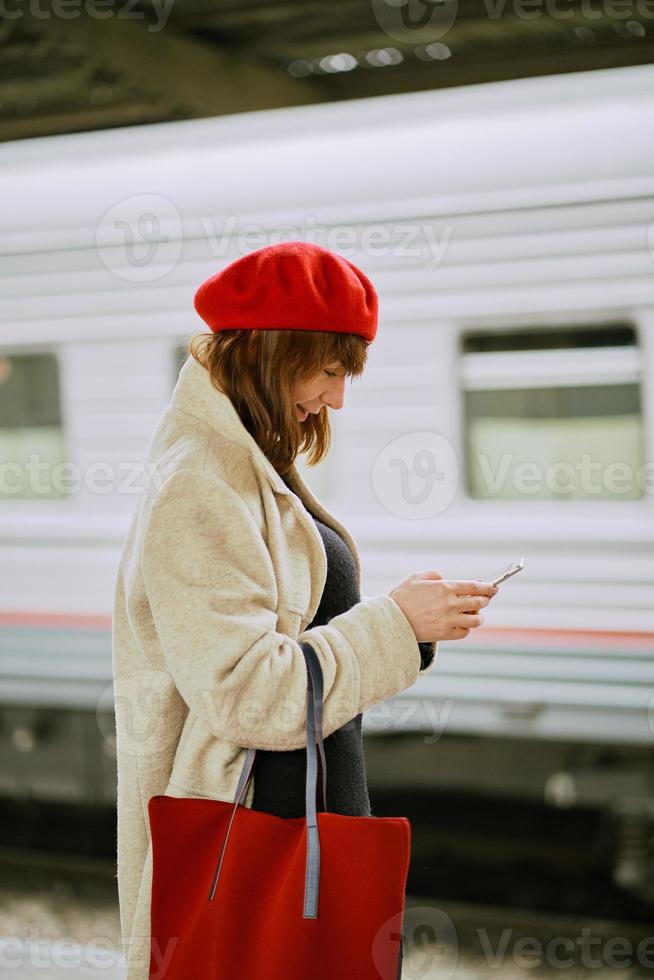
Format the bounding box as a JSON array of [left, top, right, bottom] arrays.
[[457, 611, 484, 628], [454, 580, 497, 597], [454, 594, 490, 611], [414, 569, 444, 580]]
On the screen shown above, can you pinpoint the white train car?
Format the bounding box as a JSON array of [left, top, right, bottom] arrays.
[[1, 63, 653, 894]]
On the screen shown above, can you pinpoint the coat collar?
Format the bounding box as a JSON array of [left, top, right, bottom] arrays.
[[172, 354, 295, 497], [170, 353, 363, 596]]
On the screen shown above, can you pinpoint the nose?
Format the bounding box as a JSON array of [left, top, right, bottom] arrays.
[[322, 377, 346, 411]]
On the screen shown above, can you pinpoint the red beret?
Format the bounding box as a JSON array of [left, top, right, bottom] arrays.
[[193, 240, 378, 343]]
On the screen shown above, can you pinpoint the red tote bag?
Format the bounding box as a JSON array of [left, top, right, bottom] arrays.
[[147, 642, 411, 980]]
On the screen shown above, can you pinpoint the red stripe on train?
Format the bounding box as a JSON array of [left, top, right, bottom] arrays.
[[0, 611, 112, 628]]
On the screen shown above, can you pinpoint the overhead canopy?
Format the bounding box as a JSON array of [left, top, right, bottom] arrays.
[[2, 0, 654, 141]]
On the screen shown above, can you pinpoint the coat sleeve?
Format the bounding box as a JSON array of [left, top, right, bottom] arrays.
[[140, 468, 431, 752], [361, 594, 439, 673]]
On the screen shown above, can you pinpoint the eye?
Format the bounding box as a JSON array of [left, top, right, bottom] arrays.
[[325, 370, 337, 378]]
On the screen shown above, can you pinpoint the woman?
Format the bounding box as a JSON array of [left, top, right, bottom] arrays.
[[111, 240, 498, 980]]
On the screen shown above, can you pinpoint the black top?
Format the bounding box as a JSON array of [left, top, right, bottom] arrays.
[[251, 480, 434, 819]]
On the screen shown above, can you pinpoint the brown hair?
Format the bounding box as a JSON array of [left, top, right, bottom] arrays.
[[186, 329, 370, 475]]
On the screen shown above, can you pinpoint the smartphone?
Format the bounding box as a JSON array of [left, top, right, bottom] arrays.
[[490, 557, 525, 587]]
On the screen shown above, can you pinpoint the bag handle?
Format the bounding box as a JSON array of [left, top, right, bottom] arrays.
[[207, 642, 327, 918]]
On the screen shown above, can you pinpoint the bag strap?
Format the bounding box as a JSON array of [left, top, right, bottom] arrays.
[[207, 642, 327, 918], [302, 641, 324, 918]]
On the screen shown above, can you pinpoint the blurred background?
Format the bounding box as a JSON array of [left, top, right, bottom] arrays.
[[1, 4, 654, 978]]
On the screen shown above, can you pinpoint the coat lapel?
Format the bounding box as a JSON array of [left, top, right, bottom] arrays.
[[171, 354, 363, 598]]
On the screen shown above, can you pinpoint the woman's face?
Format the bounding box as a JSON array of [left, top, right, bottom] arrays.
[[291, 362, 347, 421]]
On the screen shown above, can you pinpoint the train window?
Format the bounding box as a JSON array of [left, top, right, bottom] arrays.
[[0, 353, 66, 500], [460, 324, 644, 501], [461, 324, 635, 353]]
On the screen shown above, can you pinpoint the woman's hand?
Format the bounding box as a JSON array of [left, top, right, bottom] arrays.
[[388, 569, 498, 642]]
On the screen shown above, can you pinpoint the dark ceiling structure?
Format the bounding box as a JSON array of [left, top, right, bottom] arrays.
[[1, 0, 653, 142]]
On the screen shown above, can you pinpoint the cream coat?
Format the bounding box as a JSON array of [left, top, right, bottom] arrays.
[[111, 353, 438, 979]]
